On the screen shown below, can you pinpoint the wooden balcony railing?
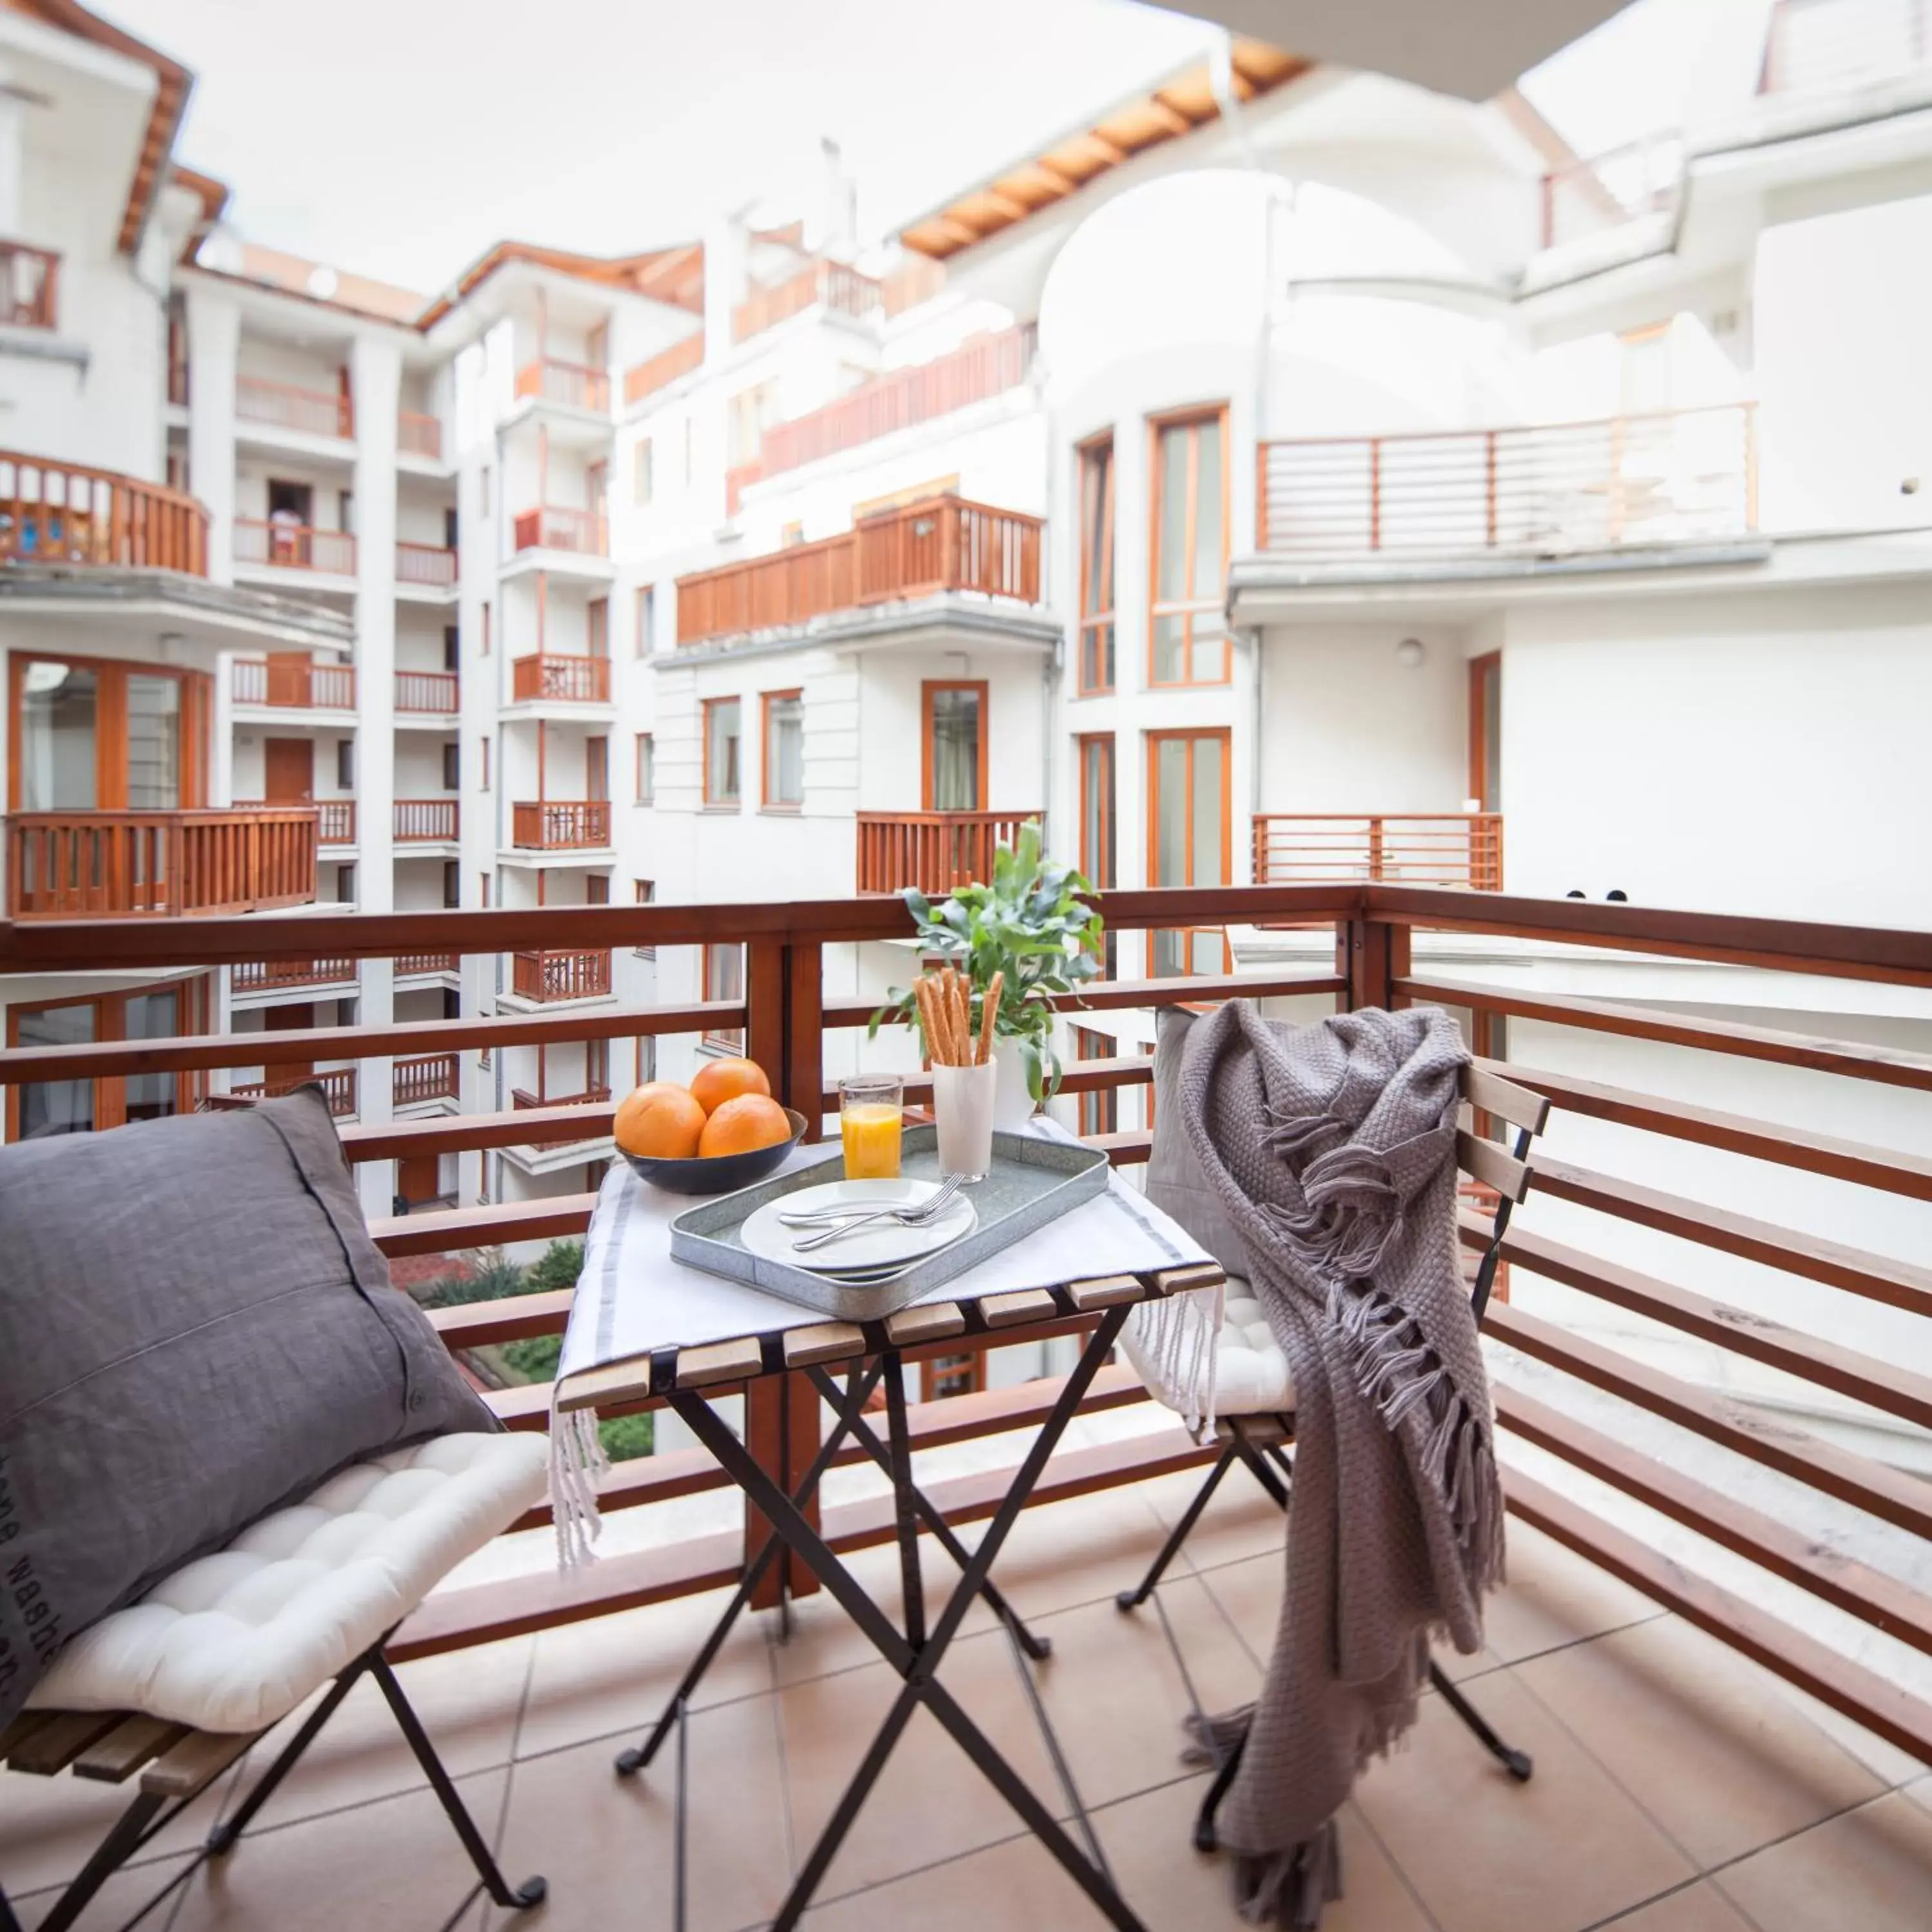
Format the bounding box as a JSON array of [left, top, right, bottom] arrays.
[[510, 652, 611, 703], [232, 658, 356, 708], [1257, 405, 1757, 560], [514, 358, 611, 413], [235, 375, 352, 439], [1253, 813, 1504, 893], [233, 518, 357, 576], [393, 1052, 460, 1107], [7, 886, 1932, 1780], [231, 957, 357, 992], [395, 952, 459, 976], [4, 808, 317, 918], [318, 800, 356, 844], [1760, 0, 1931, 91], [732, 260, 883, 343], [621, 332, 704, 406], [1539, 137, 1684, 249], [230, 1068, 357, 1116], [397, 410, 442, 459], [510, 800, 611, 849], [395, 668, 459, 712], [676, 495, 1044, 645], [855, 811, 1043, 896], [1, 241, 59, 328], [510, 947, 614, 1001], [0, 450, 208, 574], [395, 800, 459, 842], [511, 506, 608, 556], [397, 541, 457, 587]]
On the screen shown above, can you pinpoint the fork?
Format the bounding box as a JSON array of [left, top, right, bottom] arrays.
[[789, 1177, 965, 1251], [778, 1175, 965, 1228]]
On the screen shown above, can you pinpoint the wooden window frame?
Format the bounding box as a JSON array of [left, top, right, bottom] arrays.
[[1073, 1023, 1119, 1139], [7, 650, 211, 812], [920, 679, 989, 813], [587, 596, 610, 659], [1146, 726, 1233, 977], [1146, 405, 1231, 690], [5, 976, 207, 1140], [634, 878, 657, 959], [761, 688, 804, 813], [920, 1354, 988, 1402], [1077, 433, 1116, 696], [1075, 732, 1115, 890], [701, 941, 746, 1053], [1467, 651, 1501, 811], [634, 731, 654, 805], [702, 696, 743, 808], [441, 740, 460, 792]]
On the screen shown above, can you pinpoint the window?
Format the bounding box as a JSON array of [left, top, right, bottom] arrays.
[[780, 521, 804, 547], [1468, 652, 1501, 811], [336, 861, 355, 905], [480, 871, 492, 908], [702, 942, 745, 1052], [634, 878, 656, 960], [443, 625, 460, 671], [727, 382, 778, 468], [7, 980, 205, 1141], [10, 654, 209, 812], [703, 697, 742, 806], [636, 1036, 657, 1084], [1077, 436, 1115, 694], [337, 489, 355, 536], [441, 741, 460, 791], [634, 732, 654, 804], [762, 690, 803, 810], [442, 860, 460, 909], [479, 737, 491, 791], [922, 681, 985, 812], [1149, 408, 1229, 686], [1146, 728, 1231, 978], [636, 583, 656, 657], [480, 600, 491, 656], [1077, 734, 1115, 890], [586, 735, 608, 800], [336, 739, 354, 790], [588, 597, 609, 658], [586, 873, 610, 905], [921, 1355, 987, 1402], [634, 438, 654, 506]]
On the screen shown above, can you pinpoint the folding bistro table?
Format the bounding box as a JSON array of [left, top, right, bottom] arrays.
[[553, 1130, 1224, 1932]]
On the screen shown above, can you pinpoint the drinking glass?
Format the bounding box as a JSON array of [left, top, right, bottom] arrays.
[[839, 1074, 903, 1180]]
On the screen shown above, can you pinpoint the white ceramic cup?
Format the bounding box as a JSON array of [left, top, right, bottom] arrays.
[[932, 1059, 998, 1180]]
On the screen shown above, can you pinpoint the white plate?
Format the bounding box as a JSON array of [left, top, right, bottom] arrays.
[[741, 1179, 976, 1274]]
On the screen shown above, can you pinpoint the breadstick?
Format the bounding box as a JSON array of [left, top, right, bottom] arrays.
[[933, 971, 960, 1065], [977, 971, 1002, 1066], [952, 972, 969, 1067], [914, 975, 942, 1065]]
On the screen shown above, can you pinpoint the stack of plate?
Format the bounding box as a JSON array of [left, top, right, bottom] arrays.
[[740, 1179, 977, 1287]]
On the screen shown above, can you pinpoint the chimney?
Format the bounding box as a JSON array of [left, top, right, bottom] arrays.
[[817, 137, 857, 262]]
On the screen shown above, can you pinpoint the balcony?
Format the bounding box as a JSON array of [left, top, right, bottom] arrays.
[[395, 951, 459, 976], [510, 947, 614, 1001], [395, 800, 459, 842], [397, 540, 457, 588], [511, 506, 608, 556], [856, 810, 1043, 896], [4, 808, 317, 918], [514, 357, 611, 413], [1253, 813, 1504, 893], [395, 668, 459, 714], [732, 259, 882, 342], [232, 658, 355, 708], [1, 240, 59, 328], [235, 375, 352, 440], [231, 958, 357, 992], [676, 495, 1045, 647], [621, 332, 703, 406], [0, 450, 208, 575], [511, 800, 611, 849], [4, 886, 1929, 1931], [1761, 0, 1931, 92], [318, 800, 356, 844], [234, 518, 357, 577], [1257, 406, 1757, 562], [393, 1052, 460, 1107], [229, 1067, 357, 1116], [510, 652, 611, 704], [397, 410, 442, 459], [1539, 136, 1683, 249]]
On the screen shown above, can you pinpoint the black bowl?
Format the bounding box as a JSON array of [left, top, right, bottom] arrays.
[[620, 1107, 810, 1195]]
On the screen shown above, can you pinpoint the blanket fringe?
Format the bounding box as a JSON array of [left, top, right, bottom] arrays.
[[1229, 1818, 1343, 1931], [549, 1403, 611, 1569], [1122, 1276, 1224, 1440]]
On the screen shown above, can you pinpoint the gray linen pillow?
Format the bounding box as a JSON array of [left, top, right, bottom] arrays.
[[1144, 1005, 1253, 1278], [0, 1085, 495, 1727]]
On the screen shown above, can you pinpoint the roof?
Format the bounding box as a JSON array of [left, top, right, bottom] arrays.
[[5, 0, 191, 253], [415, 238, 705, 330], [898, 39, 1310, 261], [232, 242, 427, 325]]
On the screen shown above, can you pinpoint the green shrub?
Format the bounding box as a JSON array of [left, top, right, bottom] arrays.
[[417, 1247, 527, 1308], [525, 1240, 585, 1295], [598, 1412, 654, 1462], [500, 1334, 562, 1382]]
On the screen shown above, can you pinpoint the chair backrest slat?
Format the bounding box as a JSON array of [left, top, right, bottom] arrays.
[[1456, 1127, 1532, 1204], [1466, 1063, 1551, 1135]]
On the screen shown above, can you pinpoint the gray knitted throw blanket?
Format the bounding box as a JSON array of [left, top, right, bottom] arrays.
[[1177, 1002, 1504, 1927]]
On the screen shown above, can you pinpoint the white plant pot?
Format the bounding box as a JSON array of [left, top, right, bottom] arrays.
[[992, 1038, 1036, 1130]]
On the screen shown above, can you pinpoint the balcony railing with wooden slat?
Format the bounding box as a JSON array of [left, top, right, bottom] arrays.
[[510, 800, 611, 849], [732, 260, 883, 343], [397, 410, 442, 459], [0, 450, 208, 575], [1256, 405, 1757, 560], [855, 811, 1043, 896], [230, 1068, 357, 1116], [509, 652, 611, 703], [393, 1052, 460, 1107], [511, 506, 608, 556], [1, 240, 59, 328], [514, 357, 611, 413], [395, 952, 459, 976], [1253, 813, 1504, 893], [510, 947, 614, 1001], [621, 332, 704, 406], [397, 541, 457, 587], [676, 495, 1044, 646], [236, 374, 352, 439], [4, 808, 317, 918], [395, 668, 459, 713], [232, 658, 356, 708], [317, 800, 356, 844], [1760, 0, 1931, 91], [1539, 137, 1684, 249], [233, 518, 357, 576], [7, 884, 1932, 1786], [231, 957, 357, 992], [394, 799, 459, 842]]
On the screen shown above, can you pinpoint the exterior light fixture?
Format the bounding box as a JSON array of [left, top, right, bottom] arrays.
[[1396, 637, 1425, 668]]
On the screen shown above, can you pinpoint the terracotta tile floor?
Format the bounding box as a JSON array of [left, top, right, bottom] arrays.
[[8, 1468, 1931, 1932]]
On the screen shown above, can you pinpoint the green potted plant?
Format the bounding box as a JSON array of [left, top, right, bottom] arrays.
[[869, 820, 1104, 1122]]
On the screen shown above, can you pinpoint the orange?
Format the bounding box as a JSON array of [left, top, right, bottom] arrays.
[[689, 1056, 772, 1117], [614, 1082, 706, 1159], [698, 1092, 793, 1159]]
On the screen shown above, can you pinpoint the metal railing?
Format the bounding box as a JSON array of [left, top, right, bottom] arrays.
[[235, 375, 352, 439], [0, 450, 208, 575], [233, 518, 357, 576], [1253, 813, 1504, 892]]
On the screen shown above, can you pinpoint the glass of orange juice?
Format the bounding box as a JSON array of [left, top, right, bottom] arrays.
[[839, 1074, 903, 1180]]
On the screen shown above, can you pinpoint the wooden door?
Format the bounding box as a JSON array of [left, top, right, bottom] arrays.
[[585, 736, 607, 800], [264, 998, 314, 1086], [263, 737, 315, 802], [399, 1153, 440, 1208], [265, 652, 312, 706]]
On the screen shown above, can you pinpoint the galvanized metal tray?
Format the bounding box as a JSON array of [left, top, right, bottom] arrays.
[[667, 1126, 1111, 1320]]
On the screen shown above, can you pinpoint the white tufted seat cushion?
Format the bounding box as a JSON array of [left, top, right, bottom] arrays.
[[28, 1433, 548, 1734], [1123, 1278, 1295, 1421]]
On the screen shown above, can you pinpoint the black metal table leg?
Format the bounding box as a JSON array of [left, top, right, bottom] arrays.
[[882, 1354, 926, 1652]]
